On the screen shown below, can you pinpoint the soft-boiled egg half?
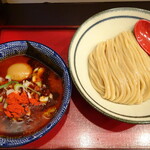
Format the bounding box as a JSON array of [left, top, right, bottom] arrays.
[[7, 63, 32, 81]]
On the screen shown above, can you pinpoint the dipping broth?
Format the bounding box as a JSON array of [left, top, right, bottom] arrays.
[[0, 55, 64, 137]]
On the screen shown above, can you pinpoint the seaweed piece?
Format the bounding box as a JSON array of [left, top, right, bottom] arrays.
[[26, 41, 63, 77]]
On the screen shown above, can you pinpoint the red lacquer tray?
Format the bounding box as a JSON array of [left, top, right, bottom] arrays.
[[0, 27, 150, 149]]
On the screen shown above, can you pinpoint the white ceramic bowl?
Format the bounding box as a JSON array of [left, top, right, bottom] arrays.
[[69, 7, 150, 124]]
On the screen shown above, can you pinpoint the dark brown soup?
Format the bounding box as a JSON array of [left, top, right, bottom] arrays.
[[0, 55, 63, 137]]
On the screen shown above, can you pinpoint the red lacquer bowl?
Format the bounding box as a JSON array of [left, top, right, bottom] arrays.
[[134, 19, 150, 55]]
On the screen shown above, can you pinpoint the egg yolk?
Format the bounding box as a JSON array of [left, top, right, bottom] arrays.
[[7, 63, 32, 81]]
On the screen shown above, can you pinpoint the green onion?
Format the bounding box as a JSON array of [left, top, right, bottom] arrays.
[[26, 86, 41, 95], [0, 96, 3, 102], [14, 83, 24, 91], [0, 80, 41, 95], [5, 75, 11, 81], [14, 83, 41, 95], [36, 81, 42, 87], [0, 81, 19, 89]]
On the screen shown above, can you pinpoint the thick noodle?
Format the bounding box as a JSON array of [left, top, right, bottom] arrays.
[[88, 31, 150, 105]]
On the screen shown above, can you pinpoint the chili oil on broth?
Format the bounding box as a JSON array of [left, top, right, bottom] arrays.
[[0, 55, 64, 137]]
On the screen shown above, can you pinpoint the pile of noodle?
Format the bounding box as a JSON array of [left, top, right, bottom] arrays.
[[88, 31, 150, 105]]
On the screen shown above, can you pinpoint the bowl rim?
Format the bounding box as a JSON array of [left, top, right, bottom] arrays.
[[0, 40, 72, 147], [68, 7, 150, 124]]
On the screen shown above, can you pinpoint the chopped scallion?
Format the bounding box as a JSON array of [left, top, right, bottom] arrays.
[[26, 86, 41, 95], [5, 75, 11, 81], [14, 83, 41, 95], [14, 83, 24, 91], [0, 96, 3, 102], [0, 81, 19, 89]]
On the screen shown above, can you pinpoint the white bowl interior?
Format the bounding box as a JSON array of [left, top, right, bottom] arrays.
[[69, 7, 150, 123]]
